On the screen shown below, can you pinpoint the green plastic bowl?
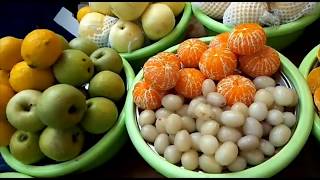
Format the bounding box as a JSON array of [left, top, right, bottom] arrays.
[[120, 2, 192, 72], [125, 37, 314, 178], [298, 44, 320, 141], [0, 172, 32, 178], [192, 3, 320, 50], [0, 58, 135, 178]]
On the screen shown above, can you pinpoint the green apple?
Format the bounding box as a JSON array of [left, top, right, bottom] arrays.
[[36, 84, 87, 129], [56, 34, 70, 50], [88, 71, 125, 101], [81, 97, 118, 134], [6, 90, 45, 132], [109, 20, 144, 53], [108, 2, 149, 21], [141, 3, 176, 40], [159, 2, 185, 16], [90, 47, 123, 74], [39, 126, 84, 162], [9, 130, 44, 164], [69, 37, 98, 56], [53, 49, 94, 87]]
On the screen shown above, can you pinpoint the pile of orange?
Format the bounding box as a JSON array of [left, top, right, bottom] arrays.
[[307, 47, 320, 112], [0, 29, 63, 146], [133, 23, 283, 110]]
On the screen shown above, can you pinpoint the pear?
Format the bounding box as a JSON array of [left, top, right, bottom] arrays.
[[108, 2, 149, 21], [159, 2, 185, 16]]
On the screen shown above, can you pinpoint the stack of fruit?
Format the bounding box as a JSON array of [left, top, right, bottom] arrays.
[[77, 2, 186, 53], [307, 47, 320, 113], [0, 29, 125, 165], [132, 23, 298, 173]]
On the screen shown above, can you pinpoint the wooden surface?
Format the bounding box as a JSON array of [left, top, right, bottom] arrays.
[[67, 18, 319, 178]]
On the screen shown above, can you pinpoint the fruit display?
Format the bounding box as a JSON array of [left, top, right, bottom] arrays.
[[132, 23, 301, 174], [0, 28, 128, 167], [193, 2, 319, 27], [78, 2, 186, 53]]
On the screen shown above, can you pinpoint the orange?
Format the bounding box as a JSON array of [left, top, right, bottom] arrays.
[[0, 36, 23, 71], [77, 6, 92, 22], [177, 38, 208, 68], [314, 87, 320, 112], [239, 46, 280, 78], [0, 70, 10, 86], [199, 47, 237, 81], [209, 32, 230, 49], [217, 75, 256, 106], [0, 84, 15, 120], [143, 52, 181, 91], [175, 68, 206, 99], [307, 67, 320, 94], [21, 29, 62, 69], [0, 116, 16, 147], [9, 61, 55, 92], [228, 23, 266, 55], [133, 80, 166, 110]]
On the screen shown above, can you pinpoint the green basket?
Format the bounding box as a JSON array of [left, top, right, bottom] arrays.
[[0, 172, 32, 178], [120, 2, 192, 72], [298, 44, 320, 141], [192, 3, 320, 50], [0, 58, 135, 178], [125, 36, 314, 178]]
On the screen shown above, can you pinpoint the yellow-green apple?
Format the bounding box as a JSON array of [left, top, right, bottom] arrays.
[[90, 47, 123, 74], [69, 37, 98, 56]]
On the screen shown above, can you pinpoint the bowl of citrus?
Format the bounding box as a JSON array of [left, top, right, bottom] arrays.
[[125, 23, 313, 177], [79, 2, 192, 72], [191, 2, 320, 50], [298, 44, 320, 141], [0, 29, 135, 177]]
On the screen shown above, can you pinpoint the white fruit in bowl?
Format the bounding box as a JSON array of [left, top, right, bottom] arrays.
[[108, 2, 150, 21], [79, 12, 105, 38], [159, 2, 185, 16], [109, 20, 144, 53], [89, 2, 113, 16], [141, 3, 176, 41]]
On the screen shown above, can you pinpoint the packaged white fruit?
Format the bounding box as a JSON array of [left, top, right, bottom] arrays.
[[192, 2, 231, 19], [223, 2, 280, 27], [79, 12, 118, 48], [269, 2, 318, 24]]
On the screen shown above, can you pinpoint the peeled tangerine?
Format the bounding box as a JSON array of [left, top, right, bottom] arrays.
[[209, 32, 230, 49], [199, 47, 237, 81], [314, 87, 320, 112], [307, 67, 320, 94], [239, 46, 281, 78], [175, 68, 206, 99], [228, 23, 266, 55], [143, 52, 181, 91], [177, 39, 208, 68], [217, 75, 256, 106], [133, 81, 166, 110]]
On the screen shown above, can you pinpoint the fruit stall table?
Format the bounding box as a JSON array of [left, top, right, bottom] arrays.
[[66, 18, 320, 178]]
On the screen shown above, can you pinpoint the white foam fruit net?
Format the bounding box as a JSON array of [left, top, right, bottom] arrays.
[[223, 2, 273, 26], [87, 16, 118, 48], [269, 2, 319, 24], [192, 2, 231, 19]]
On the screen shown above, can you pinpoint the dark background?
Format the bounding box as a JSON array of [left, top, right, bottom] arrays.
[[0, 2, 319, 178]]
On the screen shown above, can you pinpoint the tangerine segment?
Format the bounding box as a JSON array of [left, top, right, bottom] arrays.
[[314, 87, 320, 112], [217, 75, 256, 106], [177, 38, 208, 68], [307, 67, 320, 94], [228, 23, 266, 55], [175, 68, 206, 99], [239, 46, 280, 78], [209, 32, 230, 49], [199, 47, 237, 81], [143, 52, 181, 91], [133, 81, 166, 110]]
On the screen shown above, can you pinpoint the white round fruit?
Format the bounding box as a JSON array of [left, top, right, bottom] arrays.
[[161, 94, 184, 111], [138, 110, 156, 126], [253, 76, 276, 89]]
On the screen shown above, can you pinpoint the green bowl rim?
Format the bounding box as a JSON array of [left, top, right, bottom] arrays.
[[0, 58, 136, 178], [298, 44, 320, 141], [191, 3, 320, 37], [0, 172, 33, 178], [125, 36, 314, 178], [120, 2, 192, 60]]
